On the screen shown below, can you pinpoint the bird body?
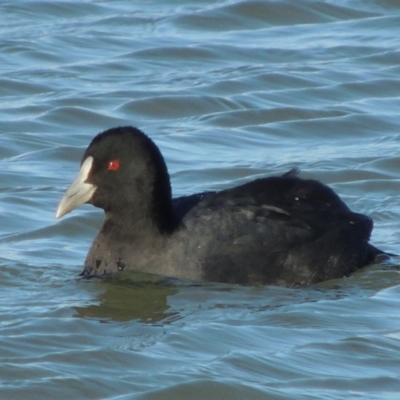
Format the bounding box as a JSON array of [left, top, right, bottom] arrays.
[[57, 126, 385, 286]]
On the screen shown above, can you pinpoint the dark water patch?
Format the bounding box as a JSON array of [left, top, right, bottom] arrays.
[[172, 0, 379, 32], [119, 94, 240, 119]]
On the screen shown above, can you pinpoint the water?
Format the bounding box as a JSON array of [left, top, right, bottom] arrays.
[[1, 0, 400, 398]]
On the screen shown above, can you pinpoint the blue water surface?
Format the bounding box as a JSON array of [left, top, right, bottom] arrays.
[[1, 1, 400, 399]]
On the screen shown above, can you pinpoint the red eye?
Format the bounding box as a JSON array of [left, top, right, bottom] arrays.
[[107, 159, 120, 171]]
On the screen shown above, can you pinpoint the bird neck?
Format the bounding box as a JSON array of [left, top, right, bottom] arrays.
[[103, 193, 176, 236]]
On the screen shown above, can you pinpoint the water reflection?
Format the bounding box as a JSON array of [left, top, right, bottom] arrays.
[[73, 262, 400, 324], [74, 273, 179, 323]]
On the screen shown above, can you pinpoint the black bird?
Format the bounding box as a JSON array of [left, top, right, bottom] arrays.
[[56, 126, 387, 286]]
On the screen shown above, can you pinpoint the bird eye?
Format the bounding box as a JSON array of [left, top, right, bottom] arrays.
[[107, 159, 120, 171]]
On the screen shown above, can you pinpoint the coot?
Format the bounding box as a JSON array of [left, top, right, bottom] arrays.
[[56, 126, 386, 286]]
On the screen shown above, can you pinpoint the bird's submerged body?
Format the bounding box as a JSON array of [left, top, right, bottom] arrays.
[[57, 126, 386, 286]]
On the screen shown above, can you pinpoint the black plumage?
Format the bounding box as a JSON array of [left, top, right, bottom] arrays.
[[56, 126, 386, 286]]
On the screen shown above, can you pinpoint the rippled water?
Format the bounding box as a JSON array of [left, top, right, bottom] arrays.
[[1, 0, 400, 398]]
